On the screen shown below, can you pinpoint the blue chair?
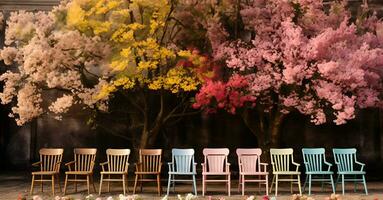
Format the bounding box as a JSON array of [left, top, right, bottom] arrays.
[[333, 148, 368, 195], [167, 148, 197, 195], [302, 148, 335, 195]]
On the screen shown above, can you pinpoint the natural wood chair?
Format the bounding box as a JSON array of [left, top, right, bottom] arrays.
[[99, 149, 131, 195], [30, 148, 64, 196], [133, 149, 162, 195], [64, 148, 97, 195]]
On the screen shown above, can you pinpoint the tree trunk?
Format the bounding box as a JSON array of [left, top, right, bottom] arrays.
[[269, 112, 284, 148]]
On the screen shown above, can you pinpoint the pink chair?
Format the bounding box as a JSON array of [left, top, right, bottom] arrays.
[[236, 148, 269, 196], [202, 148, 231, 196]]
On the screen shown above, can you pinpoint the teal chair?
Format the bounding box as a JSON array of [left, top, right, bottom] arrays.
[[302, 148, 335, 195], [333, 148, 368, 195], [167, 148, 197, 195]]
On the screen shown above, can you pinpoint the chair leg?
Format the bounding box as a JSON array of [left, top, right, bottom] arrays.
[[41, 175, 43, 192], [241, 175, 245, 196], [228, 174, 231, 196], [258, 175, 261, 192], [87, 175, 90, 195], [202, 175, 205, 196], [157, 174, 161, 196], [308, 174, 312, 195], [265, 175, 269, 196], [122, 174, 126, 195], [52, 175, 55, 196], [362, 175, 368, 195], [74, 175, 77, 193], [269, 175, 275, 194], [321, 174, 325, 191], [56, 174, 62, 192], [354, 175, 357, 192], [107, 175, 110, 192], [99, 174, 103, 195], [172, 175, 175, 192], [341, 174, 345, 195], [303, 175, 308, 192], [290, 175, 293, 193], [167, 174, 171, 195], [330, 174, 335, 194], [140, 175, 143, 192], [125, 174, 129, 193], [30, 175, 35, 195], [275, 175, 279, 196], [297, 174, 302, 196], [64, 174, 68, 195], [192, 175, 197, 196], [133, 174, 138, 194], [91, 176, 97, 193]]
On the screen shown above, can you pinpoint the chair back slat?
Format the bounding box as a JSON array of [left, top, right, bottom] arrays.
[[203, 148, 229, 173], [302, 148, 326, 172], [172, 149, 194, 173], [140, 149, 162, 173], [107, 149, 130, 172], [270, 148, 295, 172], [39, 148, 64, 172], [74, 148, 97, 172], [333, 148, 356, 172], [236, 148, 262, 173]]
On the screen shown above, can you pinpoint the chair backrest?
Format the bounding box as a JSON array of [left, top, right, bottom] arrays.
[[139, 149, 162, 172], [333, 148, 357, 172], [74, 148, 97, 172], [236, 148, 262, 173], [106, 149, 131, 172], [171, 148, 195, 173], [302, 148, 326, 172], [39, 148, 64, 172], [203, 148, 229, 173], [270, 148, 294, 172]]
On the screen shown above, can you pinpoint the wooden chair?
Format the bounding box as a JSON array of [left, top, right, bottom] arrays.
[[167, 148, 197, 195], [201, 148, 231, 196], [302, 148, 335, 195], [236, 148, 268, 196], [99, 149, 131, 195], [333, 148, 368, 195], [64, 148, 97, 195], [269, 148, 302, 196], [30, 148, 64, 196], [133, 149, 162, 195]]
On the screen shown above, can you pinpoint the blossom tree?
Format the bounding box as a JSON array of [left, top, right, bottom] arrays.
[[0, 0, 213, 148], [193, 0, 383, 148]]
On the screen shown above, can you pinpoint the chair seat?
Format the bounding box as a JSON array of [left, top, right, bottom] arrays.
[[65, 171, 93, 175], [273, 171, 300, 175], [240, 172, 268, 175], [101, 171, 128, 175], [135, 171, 160, 175], [202, 172, 230, 175], [32, 171, 58, 175], [306, 171, 334, 175], [337, 171, 366, 175], [169, 172, 196, 175]]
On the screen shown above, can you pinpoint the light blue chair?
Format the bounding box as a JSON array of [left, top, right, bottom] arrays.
[[167, 148, 197, 195], [333, 148, 368, 195], [302, 148, 335, 195]]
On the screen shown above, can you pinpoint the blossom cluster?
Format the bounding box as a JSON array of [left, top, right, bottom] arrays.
[[193, 0, 383, 125]]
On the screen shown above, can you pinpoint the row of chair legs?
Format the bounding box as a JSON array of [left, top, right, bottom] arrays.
[[166, 174, 197, 196], [31, 174, 368, 196]]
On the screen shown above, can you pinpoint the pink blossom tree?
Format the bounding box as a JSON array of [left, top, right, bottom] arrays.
[[193, 0, 383, 148]]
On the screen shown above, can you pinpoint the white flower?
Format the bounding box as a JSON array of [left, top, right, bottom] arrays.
[[32, 196, 43, 200], [177, 194, 183, 200], [107, 197, 114, 200], [185, 193, 196, 200], [85, 194, 94, 200], [161, 195, 169, 200], [246, 196, 255, 200], [55, 196, 61, 200]]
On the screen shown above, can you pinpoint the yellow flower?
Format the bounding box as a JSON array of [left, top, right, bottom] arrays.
[[178, 50, 192, 58], [110, 59, 129, 71], [96, 84, 117, 100], [120, 48, 132, 58], [137, 61, 158, 70], [113, 76, 135, 89], [66, 1, 87, 31]]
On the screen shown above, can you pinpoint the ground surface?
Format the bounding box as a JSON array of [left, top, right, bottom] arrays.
[[0, 172, 382, 200]]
